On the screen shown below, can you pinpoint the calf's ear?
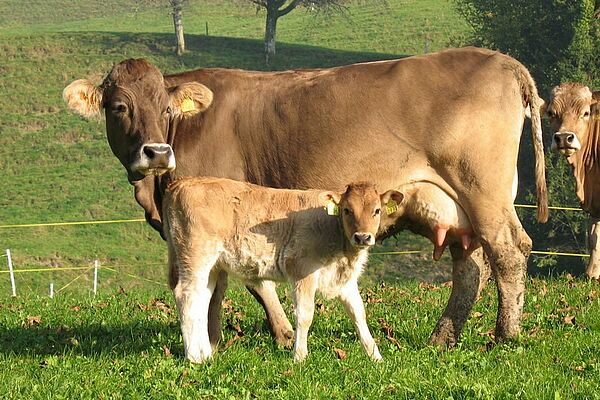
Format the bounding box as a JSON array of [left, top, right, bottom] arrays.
[[318, 191, 342, 215], [63, 79, 103, 118], [380, 190, 404, 215], [592, 91, 600, 104], [318, 191, 341, 205], [169, 82, 213, 118]]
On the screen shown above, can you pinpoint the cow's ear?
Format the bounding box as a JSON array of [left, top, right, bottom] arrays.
[[169, 82, 213, 118], [63, 79, 103, 118], [592, 91, 600, 105], [380, 190, 404, 215]]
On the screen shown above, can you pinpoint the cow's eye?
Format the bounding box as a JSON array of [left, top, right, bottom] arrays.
[[583, 111, 590, 118], [343, 208, 351, 215], [374, 208, 381, 216], [112, 103, 128, 114], [166, 106, 173, 115], [548, 110, 556, 118]]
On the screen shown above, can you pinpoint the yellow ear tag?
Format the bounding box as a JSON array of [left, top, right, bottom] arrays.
[[325, 200, 339, 216], [386, 199, 399, 215], [180, 97, 196, 113]]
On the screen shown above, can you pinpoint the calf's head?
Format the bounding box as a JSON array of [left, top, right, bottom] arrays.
[[63, 59, 213, 182], [545, 83, 599, 157], [320, 182, 404, 248]]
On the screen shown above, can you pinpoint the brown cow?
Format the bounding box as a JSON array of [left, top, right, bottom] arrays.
[[545, 83, 600, 278], [163, 178, 403, 362], [63, 47, 548, 349]]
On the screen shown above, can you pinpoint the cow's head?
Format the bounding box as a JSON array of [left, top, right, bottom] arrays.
[[320, 182, 404, 248], [63, 59, 213, 182], [544, 83, 600, 158]]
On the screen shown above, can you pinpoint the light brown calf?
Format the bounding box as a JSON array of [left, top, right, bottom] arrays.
[[163, 177, 403, 363]]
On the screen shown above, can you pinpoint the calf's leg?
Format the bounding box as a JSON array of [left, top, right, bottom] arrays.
[[292, 274, 318, 362], [246, 280, 294, 347], [338, 280, 382, 361], [173, 252, 220, 363], [207, 270, 228, 348], [586, 218, 600, 280]]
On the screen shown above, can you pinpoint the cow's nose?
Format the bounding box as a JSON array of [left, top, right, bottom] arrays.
[[553, 132, 576, 147], [566, 133, 575, 144], [353, 233, 374, 246], [143, 144, 172, 159]]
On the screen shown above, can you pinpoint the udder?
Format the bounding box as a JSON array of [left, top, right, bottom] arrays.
[[405, 185, 478, 261]]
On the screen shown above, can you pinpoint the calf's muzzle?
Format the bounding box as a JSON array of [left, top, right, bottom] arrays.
[[352, 232, 375, 247]]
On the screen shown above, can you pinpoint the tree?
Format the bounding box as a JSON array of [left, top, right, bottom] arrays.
[[170, 0, 186, 56], [454, 0, 599, 273], [247, 0, 348, 64]]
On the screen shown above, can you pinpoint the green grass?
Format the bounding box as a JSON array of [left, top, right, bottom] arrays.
[[2, 3, 596, 398], [1, 277, 600, 399]]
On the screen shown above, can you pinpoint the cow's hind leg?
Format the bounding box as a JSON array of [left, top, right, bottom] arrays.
[[173, 250, 221, 363], [246, 280, 294, 347], [429, 246, 489, 347], [477, 208, 531, 341], [586, 218, 600, 280], [338, 279, 382, 361]]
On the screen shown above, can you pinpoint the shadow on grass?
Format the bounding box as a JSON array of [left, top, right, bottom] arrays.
[[0, 320, 181, 357], [56, 31, 406, 71]]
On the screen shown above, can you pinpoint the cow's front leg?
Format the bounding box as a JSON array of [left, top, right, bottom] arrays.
[[338, 280, 382, 361], [246, 280, 294, 347], [292, 274, 318, 362], [174, 258, 220, 363], [586, 218, 600, 280], [429, 246, 488, 347]]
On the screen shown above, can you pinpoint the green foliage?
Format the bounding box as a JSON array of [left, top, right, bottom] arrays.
[[454, 0, 599, 89]]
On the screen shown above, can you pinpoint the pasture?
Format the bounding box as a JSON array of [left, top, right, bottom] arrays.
[[0, 0, 597, 398]]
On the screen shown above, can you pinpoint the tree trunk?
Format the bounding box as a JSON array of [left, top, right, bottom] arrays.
[[171, 0, 185, 56], [264, 6, 278, 64]]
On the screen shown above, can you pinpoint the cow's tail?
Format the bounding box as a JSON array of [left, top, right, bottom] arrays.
[[520, 66, 549, 223]]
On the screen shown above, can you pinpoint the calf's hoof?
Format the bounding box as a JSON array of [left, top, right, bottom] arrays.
[[275, 328, 295, 349]]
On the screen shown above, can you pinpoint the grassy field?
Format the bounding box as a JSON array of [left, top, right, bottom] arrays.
[[0, 0, 471, 295], [1, 277, 600, 399], [1, 1, 597, 398]]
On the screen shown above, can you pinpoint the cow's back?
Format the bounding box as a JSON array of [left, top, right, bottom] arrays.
[[166, 47, 529, 206]]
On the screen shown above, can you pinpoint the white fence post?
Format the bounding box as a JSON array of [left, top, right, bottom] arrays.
[[6, 249, 16, 297], [49, 283, 54, 298], [93, 259, 98, 295]]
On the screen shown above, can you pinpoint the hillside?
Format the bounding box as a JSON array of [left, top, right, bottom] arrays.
[[0, 0, 468, 295]]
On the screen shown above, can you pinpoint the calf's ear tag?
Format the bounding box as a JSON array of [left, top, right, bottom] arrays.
[[386, 199, 399, 215], [180, 97, 195, 113], [325, 200, 339, 216]]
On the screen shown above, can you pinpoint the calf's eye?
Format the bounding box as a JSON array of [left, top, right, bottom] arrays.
[[343, 208, 351, 215], [374, 208, 381, 216]]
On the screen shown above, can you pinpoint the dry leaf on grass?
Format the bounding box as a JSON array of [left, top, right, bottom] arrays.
[[25, 315, 41, 327], [334, 348, 347, 360]]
